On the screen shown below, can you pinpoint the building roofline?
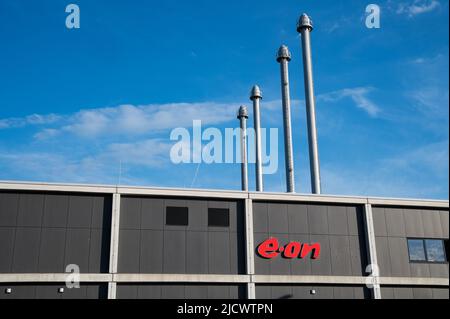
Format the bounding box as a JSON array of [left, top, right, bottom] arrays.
[[0, 180, 448, 208]]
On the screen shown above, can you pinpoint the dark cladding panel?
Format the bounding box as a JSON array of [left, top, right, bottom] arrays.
[[255, 284, 369, 299], [253, 202, 268, 233], [186, 200, 207, 231], [428, 263, 449, 278], [64, 228, 91, 272], [309, 234, 332, 275], [186, 231, 208, 274], [0, 193, 19, 226], [163, 230, 186, 273], [372, 207, 387, 237], [384, 208, 406, 237], [42, 194, 69, 228], [347, 206, 362, 236], [67, 195, 93, 228], [412, 287, 433, 299], [421, 209, 444, 238], [329, 235, 352, 276], [349, 235, 366, 276], [185, 285, 208, 299], [138, 285, 162, 299], [403, 209, 425, 238], [387, 237, 411, 277], [116, 285, 138, 299], [91, 196, 112, 229], [118, 229, 140, 273], [0, 227, 14, 272], [433, 287, 449, 299], [208, 231, 231, 274], [0, 284, 107, 299], [162, 285, 185, 299], [307, 205, 328, 235], [140, 230, 164, 273], [141, 198, 164, 230], [376, 236, 392, 276], [0, 285, 36, 299], [409, 263, 430, 278], [120, 197, 141, 230], [17, 194, 44, 227], [88, 228, 110, 273], [38, 228, 66, 272], [12, 227, 41, 273], [327, 206, 348, 235], [287, 204, 308, 234], [267, 203, 289, 233]]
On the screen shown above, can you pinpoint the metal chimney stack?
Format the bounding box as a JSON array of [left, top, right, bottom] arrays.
[[276, 45, 296, 193], [237, 105, 249, 191], [250, 85, 263, 192], [297, 13, 322, 194]]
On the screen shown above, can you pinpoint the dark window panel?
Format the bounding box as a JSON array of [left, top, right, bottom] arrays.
[[208, 208, 229, 227], [166, 207, 188, 226], [407, 239, 426, 262], [425, 239, 446, 262]]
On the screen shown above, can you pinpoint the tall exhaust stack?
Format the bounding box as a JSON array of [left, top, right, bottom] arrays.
[[297, 13, 322, 194], [250, 85, 263, 192], [237, 105, 249, 191], [277, 45, 296, 193]]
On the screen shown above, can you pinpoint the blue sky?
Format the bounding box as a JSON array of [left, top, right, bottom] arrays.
[[0, 0, 448, 199]]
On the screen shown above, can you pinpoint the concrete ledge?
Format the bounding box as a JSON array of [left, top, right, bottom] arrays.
[[113, 274, 250, 283], [249, 192, 368, 204], [252, 275, 368, 285], [0, 274, 112, 283], [117, 187, 248, 199], [0, 181, 116, 194]]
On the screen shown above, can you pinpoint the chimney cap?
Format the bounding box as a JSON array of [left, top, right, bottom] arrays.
[[297, 13, 313, 32], [237, 105, 249, 119], [276, 45, 291, 62], [250, 85, 262, 100]]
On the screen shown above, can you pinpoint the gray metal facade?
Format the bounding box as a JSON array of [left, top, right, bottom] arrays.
[[0, 181, 448, 299]]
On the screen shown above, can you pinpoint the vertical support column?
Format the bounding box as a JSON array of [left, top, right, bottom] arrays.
[[244, 197, 255, 299], [363, 202, 381, 299], [108, 192, 121, 299]]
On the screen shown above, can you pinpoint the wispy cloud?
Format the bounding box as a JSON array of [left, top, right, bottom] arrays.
[[396, 0, 440, 17], [317, 87, 381, 117]]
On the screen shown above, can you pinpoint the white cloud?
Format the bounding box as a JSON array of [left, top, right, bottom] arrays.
[[317, 87, 381, 117], [396, 0, 440, 17], [0, 113, 61, 129]]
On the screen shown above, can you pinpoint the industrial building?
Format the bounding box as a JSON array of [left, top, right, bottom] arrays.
[[0, 181, 448, 299]]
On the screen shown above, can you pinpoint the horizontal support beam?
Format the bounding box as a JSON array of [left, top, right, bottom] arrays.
[[368, 198, 449, 209], [252, 275, 367, 285], [113, 274, 250, 283], [0, 274, 112, 283], [249, 192, 368, 204], [117, 187, 247, 199], [0, 181, 115, 194]]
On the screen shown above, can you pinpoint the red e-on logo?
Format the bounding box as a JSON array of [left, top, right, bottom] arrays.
[[256, 237, 321, 259]]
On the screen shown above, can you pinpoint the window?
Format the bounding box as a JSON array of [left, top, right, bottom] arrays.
[[425, 239, 446, 262], [208, 208, 230, 227], [407, 238, 447, 263], [408, 239, 426, 262], [166, 207, 188, 226]]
